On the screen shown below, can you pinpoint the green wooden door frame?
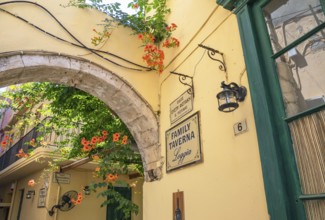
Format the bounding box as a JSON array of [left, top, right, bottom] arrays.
[[214, 0, 325, 219], [235, 6, 303, 220]]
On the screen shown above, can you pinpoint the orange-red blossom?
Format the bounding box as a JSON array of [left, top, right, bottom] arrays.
[[1, 135, 13, 149], [105, 174, 118, 182], [162, 37, 180, 48], [166, 23, 177, 32], [121, 135, 128, 145], [28, 179, 36, 187], [112, 133, 120, 142], [16, 149, 29, 158], [81, 131, 108, 152], [142, 44, 165, 73], [71, 192, 83, 205]]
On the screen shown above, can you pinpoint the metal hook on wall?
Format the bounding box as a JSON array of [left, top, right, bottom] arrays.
[[198, 44, 227, 73], [170, 71, 194, 97]]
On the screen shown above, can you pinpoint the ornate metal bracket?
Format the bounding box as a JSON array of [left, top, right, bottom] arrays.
[[198, 44, 227, 72], [170, 71, 194, 97]]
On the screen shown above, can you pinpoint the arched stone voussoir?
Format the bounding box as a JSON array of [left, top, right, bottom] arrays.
[[0, 51, 161, 182]]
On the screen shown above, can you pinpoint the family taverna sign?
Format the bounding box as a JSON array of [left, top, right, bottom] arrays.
[[166, 112, 202, 172]]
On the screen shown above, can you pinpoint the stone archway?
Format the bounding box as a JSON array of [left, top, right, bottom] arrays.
[[0, 51, 162, 181]]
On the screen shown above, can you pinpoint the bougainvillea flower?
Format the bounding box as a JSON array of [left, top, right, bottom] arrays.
[[162, 37, 180, 48], [77, 192, 83, 199], [81, 138, 89, 145], [98, 137, 104, 143], [112, 133, 120, 142], [71, 192, 83, 205], [106, 174, 118, 182], [82, 145, 91, 152], [122, 135, 128, 145], [71, 198, 81, 205], [28, 179, 36, 187], [107, 174, 115, 180], [16, 149, 29, 158], [91, 136, 98, 143], [171, 23, 177, 28]]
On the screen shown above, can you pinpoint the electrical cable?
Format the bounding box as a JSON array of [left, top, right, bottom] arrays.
[[164, 5, 220, 71], [0, 1, 152, 72]]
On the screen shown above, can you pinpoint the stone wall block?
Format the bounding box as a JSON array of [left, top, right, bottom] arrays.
[[0, 55, 24, 72], [22, 55, 50, 68], [47, 56, 73, 71], [141, 145, 160, 166]]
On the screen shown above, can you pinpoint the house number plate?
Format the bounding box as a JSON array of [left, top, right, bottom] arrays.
[[233, 120, 247, 136]]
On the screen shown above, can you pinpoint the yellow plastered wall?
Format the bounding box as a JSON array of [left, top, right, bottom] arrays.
[[7, 168, 143, 220], [0, 182, 14, 220], [142, 2, 269, 220], [9, 170, 50, 220], [0, 0, 159, 111], [1, 0, 270, 219]]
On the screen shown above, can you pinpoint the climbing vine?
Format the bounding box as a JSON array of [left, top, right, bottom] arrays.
[[67, 0, 180, 72], [0, 83, 143, 218]]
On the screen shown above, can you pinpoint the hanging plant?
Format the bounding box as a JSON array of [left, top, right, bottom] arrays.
[[67, 0, 180, 73]]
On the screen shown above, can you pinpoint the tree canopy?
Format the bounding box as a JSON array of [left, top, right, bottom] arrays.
[[0, 82, 143, 218]]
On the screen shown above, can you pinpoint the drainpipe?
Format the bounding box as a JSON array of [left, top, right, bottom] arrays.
[[47, 173, 61, 220], [53, 185, 61, 220]]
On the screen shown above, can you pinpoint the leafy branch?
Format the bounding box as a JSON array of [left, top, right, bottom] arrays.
[[66, 0, 180, 72], [0, 83, 143, 218]]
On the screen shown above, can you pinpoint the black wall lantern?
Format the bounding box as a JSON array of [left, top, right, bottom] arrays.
[[217, 81, 247, 113], [198, 44, 247, 112], [83, 186, 91, 196], [26, 190, 35, 199]]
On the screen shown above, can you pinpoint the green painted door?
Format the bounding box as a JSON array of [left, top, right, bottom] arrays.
[[234, 0, 325, 219]]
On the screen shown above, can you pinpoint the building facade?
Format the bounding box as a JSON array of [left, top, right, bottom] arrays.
[[0, 0, 324, 219]]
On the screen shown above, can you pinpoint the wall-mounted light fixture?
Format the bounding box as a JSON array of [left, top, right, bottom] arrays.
[[216, 81, 247, 113], [83, 186, 91, 196], [198, 44, 246, 112], [26, 190, 35, 199]]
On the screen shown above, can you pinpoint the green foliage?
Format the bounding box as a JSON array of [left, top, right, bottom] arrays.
[[67, 0, 172, 44], [0, 82, 143, 218]]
